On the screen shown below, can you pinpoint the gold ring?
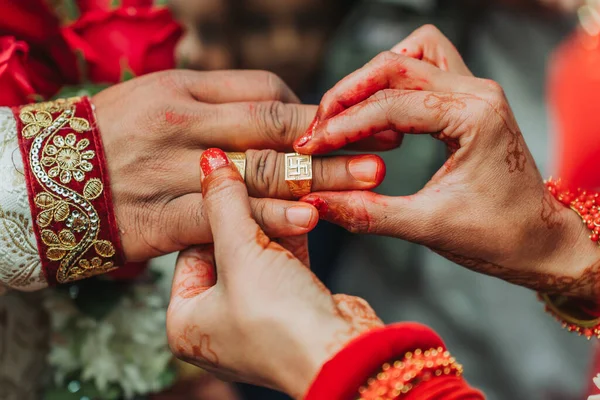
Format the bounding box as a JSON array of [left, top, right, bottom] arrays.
[[285, 153, 313, 198], [226, 152, 246, 180]]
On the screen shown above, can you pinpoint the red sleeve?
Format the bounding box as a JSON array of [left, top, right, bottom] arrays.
[[305, 323, 484, 400]]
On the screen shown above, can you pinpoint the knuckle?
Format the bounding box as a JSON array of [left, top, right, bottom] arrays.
[[245, 149, 282, 197], [256, 101, 297, 145], [262, 71, 288, 100], [373, 50, 401, 66], [418, 24, 442, 38]]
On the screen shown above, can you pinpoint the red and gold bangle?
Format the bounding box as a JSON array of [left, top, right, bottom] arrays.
[[356, 347, 463, 399], [13, 97, 124, 285], [542, 178, 600, 338]]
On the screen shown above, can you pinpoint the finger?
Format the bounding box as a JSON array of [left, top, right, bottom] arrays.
[[295, 90, 463, 155], [276, 235, 310, 267], [175, 150, 386, 199], [390, 25, 473, 76], [198, 102, 317, 152], [305, 52, 472, 126], [171, 245, 216, 302], [199, 148, 272, 264], [163, 195, 319, 246], [177, 69, 301, 103], [301, 191, 436, 241], [244, 150, 387, 200]]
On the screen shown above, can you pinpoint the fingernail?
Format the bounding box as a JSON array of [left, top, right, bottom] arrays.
[[295, 115, 318, 148], [200, 148, 230, 181], [285, 206, 314, 228], [348, 156, 380, 184], [301, 195, 328, 219]]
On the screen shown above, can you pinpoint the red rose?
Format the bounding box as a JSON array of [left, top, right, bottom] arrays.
[[61, 6, 182, 84], [0, 0, 59, 44], [0, 0, 79, 91], [0, 36, 64, 106]]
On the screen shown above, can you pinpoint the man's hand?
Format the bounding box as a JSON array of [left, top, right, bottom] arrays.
[[166, 149, 382, 398], [294, 27, 600, 301], [92, 70, 392, 261]]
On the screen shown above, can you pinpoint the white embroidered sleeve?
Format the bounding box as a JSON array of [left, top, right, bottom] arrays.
[[0, 107, 46, 291]]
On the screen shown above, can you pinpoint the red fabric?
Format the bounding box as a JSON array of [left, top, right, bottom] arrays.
[[13, 97, 124, 285], [108, 261, 148, 280], [61, 6, 181, 83], [305, 323, 484, 400], [589, 345, 600, 396], [549, 30, 600, 191]]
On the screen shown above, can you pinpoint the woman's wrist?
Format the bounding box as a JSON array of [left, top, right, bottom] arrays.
[[275, 316, 364, 398], [541, 181, 600, 302]]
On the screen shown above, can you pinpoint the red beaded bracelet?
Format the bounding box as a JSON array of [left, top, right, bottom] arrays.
[[545, 178, 600, 243], [356, 347, 463, 399], [542, 179, 600, 338]]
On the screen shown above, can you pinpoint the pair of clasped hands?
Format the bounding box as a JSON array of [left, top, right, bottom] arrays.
[[93, 26, 599, 397]]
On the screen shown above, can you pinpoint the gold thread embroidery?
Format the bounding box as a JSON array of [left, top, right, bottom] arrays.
[[20, 98, 117, 283]]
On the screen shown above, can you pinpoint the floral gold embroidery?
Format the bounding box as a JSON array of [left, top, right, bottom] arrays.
[[19, 98, 118, 283]]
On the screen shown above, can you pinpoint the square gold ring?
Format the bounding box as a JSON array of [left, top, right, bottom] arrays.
[[285, 153, 312, 198]]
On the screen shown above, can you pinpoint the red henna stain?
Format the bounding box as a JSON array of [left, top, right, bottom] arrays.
[[401, 48, 407, 53], [302, 192, 378, 233], [295, 115, 318, 148], [301, 195, 329, 219], [174, 326, 219, 366], [200, 148, 230, 178], [165, 111, 188, 126], [541, 187, 562, 229], [256, 227, 270, 249]]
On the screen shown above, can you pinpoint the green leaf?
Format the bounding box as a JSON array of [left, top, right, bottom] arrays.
[[63, 0, 80, 22], [120, 59, 136, 82], [110, 0, 121, 9]]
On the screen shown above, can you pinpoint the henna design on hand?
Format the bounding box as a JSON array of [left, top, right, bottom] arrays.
[[541, 188, 563, 230], [424, 93, 467, 114], [434, 249, 600, 300], [326, 294, 383, 354], [173, 248, 216, 299], [424, 92, 527, 174], [173, 325, 219, 367], [505, 130, 527, 173]]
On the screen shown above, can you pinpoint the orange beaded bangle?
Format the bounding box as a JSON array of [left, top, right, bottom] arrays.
[[356, 347, 463, 400], [542, 179, 600, 339], [545, 178, 600, 243]]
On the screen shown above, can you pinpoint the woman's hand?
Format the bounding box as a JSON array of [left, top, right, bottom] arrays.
[[166, 149, 382, 398], [92, 69, 391, 262], [294, 27, 600, 301]]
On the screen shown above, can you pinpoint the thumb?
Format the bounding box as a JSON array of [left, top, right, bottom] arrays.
[[199, 148, 266, 266], [301, 190, 437, 243]]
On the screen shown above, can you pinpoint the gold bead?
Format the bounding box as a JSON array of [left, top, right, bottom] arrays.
[[382, 363, 390, 371], [415, 349, 422, 356], [405, 352, 413, 359]]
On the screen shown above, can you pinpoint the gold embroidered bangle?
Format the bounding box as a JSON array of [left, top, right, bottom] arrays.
[[14, 97, 124, 285], [357, 347, 463, 400]]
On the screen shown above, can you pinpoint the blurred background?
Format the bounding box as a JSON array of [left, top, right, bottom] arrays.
[[159, 0, 598, 399], [2, 1, 599, 400]]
